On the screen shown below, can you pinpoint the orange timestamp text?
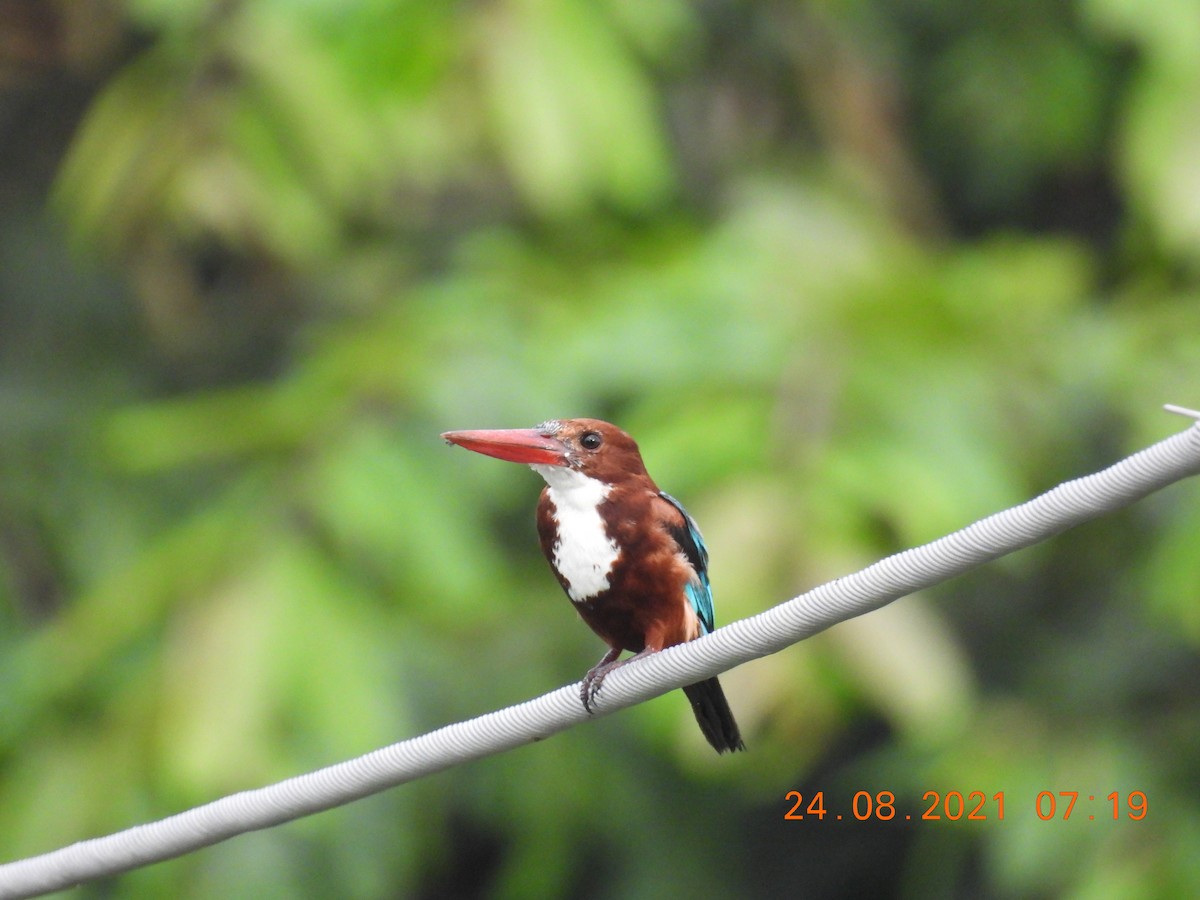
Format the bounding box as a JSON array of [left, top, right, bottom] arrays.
[[783, 790, 1148, 822]]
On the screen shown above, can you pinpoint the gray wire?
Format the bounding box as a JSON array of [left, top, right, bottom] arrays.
[[3, 415, 1199, 899]]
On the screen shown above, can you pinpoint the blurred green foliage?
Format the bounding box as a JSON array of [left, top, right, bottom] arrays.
[[2, 0, 1199, 897]]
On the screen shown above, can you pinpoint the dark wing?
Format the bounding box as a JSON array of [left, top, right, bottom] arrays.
[[658, 491, 715, 634]]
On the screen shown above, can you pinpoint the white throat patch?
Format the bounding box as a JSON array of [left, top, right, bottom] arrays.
[[531, 465, 619, 602]]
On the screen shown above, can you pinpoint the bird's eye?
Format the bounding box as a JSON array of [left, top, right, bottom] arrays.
[[580, 431, 603, 450]]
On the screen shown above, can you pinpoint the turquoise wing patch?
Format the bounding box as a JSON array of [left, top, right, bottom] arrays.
[[659, 491, 715, 634]]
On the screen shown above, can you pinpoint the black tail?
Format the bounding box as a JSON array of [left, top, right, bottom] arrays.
[[683, 677, 745, 753]]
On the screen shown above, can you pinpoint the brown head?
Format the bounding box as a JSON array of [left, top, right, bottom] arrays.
[[441, 418, 652, 485]]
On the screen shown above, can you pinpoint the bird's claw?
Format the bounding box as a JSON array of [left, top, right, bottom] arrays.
[[580, 645, 639, 714], [580, 667, 606, 714]]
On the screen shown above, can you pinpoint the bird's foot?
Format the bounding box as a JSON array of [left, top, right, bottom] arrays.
[[581, 662, 618, 712], [581, 649, 624, 713], [581, 647, 660, 713]]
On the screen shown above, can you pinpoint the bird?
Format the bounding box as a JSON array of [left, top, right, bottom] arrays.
[[441, 418, 744, 753]]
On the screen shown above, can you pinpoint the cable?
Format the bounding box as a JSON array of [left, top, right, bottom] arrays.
[[2, 413, 1199, 899]]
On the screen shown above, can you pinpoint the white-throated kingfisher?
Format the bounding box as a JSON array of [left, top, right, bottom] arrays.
[[441, 418, 745, 754]]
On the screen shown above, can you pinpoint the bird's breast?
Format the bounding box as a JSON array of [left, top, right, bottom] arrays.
[[536, 467, 621, 603]]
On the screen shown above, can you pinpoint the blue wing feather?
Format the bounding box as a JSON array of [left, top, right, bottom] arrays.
[[659, 491, 715, 634]]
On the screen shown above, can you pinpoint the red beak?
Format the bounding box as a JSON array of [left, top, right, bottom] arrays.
[[441, 428, 569, 466]]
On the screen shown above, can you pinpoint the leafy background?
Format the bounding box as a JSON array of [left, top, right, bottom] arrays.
[[2, 0, 1199, 897]]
